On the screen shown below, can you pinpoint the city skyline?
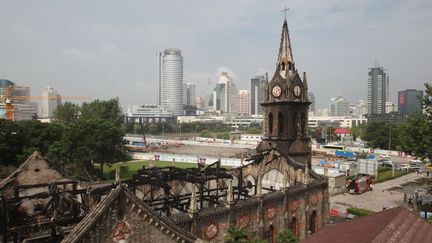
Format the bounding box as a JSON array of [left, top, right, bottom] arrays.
[[0, 1, 430, 109]]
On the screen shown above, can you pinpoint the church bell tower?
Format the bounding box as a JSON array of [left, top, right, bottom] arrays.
[[257, 18, 311, 168]]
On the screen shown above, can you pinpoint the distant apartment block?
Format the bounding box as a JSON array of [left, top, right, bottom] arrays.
[[0, 79, 37, 120], [308, 116, 367, 128], [237, 90, 250, 116], [329, 94, 350, 116]]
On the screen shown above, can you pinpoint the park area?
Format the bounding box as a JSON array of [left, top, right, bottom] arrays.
[[102, 160, 199, 180], [375, 167, 408, 183], [102, 160, 233, 180]]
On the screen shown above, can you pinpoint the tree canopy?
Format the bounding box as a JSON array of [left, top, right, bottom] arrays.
[[400, 83, 432, 161], [1, 98, 128, 180]]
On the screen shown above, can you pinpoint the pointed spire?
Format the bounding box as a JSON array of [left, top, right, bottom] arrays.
[[303, 72, 308, 94], [277, 19, 295, 76]]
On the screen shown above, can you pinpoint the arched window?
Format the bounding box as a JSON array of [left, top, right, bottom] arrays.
[[268, 113, 274, 136], [290, 217, 298, 237], [293, 112, 298, 136], [278, 112, 283, 135]]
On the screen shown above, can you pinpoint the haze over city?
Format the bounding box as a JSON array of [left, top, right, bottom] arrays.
[[0, 0, 431, 109]]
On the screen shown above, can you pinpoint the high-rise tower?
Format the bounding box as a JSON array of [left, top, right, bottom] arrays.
[[41, 86, 61, 119], [250, 75, 266, 115], [258, 18, 311, 167], [160, 49, 184, 116], [367, 65, 388, 114]]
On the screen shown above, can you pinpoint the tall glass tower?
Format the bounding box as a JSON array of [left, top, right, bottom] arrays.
[[160, 49, 183, 116], [367, 65, 388, 114]]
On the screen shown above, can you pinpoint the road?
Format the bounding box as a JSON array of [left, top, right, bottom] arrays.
[[330, 172, 427, 212]]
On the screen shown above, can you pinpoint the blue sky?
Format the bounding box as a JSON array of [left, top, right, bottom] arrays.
[[0, 0, 431, 109]]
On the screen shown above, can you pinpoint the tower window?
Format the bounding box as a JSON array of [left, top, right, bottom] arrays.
[[293, 112, 298, 136], [268, 113, 274, 135], [278, 112, 283, 135]]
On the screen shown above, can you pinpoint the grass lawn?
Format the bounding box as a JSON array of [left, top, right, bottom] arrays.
[[103, 160, 225, 180], [375, 167, 408, 183]]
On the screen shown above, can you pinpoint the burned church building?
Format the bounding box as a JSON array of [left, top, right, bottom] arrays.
[[1, 18, 329, 243]]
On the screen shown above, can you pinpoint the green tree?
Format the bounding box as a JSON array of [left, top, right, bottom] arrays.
[[52, 102, 80, 125], [224, 226, 248, 243], [47, 119, 127, 177], [200, 130, 213, 138], [0, 119, 22, 165], [246, 127, 261, 134], [400, 83, 432, 162], [217, 131, 230, 140], [276, 229, 298, 243], [350, 125, 365, 141], [148, 124, 159, 135], [363, 121, 402, 150], [80, 98, 124, 125]]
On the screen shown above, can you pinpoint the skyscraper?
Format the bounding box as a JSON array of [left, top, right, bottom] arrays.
[[329, 94, 350, 116], [308, 92, 315, 112], [398, 89, 423, 115], [367, 65, 388, 114], [250, 75, 265, 115], [237, 90, 250, 116], [183, 82, 196, 107], [160, 49, 183, 116], [41, 86, 61, 119], [211, 72, 238, 115]]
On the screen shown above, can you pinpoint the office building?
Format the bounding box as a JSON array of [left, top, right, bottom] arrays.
[[367, 65, 388, 114], [0, 80, 37, 120], [237, 90, 250, 116], [212, 72, 237, 115], [329, 94, 350, 116], [159, 48, 183, 116], [183, 82, 196, 107], [195, 96, 204, 109], [398, 89, 423, 115], [41, 86, 61, 119], [250, 75, 265, 115], [308, 92, 316, 112], [351, 99, 367, 117], [385, 101, 397, 113], [125, 104, 174, 124]]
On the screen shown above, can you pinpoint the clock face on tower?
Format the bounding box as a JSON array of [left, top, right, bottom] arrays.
[[272, 85, 282, 98], [294, 85, 301, 97]]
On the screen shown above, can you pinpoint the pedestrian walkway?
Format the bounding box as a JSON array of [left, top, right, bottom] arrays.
[[330, 173, 426, 213]]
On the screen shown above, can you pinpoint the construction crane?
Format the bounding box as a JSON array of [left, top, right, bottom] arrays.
[[1, 85, 91, 121]]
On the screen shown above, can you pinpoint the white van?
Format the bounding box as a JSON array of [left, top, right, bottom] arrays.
[[409, 162, 421, 171], [400, 164, 410, 171]]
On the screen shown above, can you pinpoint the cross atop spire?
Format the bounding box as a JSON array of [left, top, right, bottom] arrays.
[[281, 5, 290, 20], [276, 15, 295, 76]]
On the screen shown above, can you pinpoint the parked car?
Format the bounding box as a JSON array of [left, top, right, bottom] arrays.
[[380, 154, 391, 158], [400, 163, 410, 171], [380, 160, 394, 168]]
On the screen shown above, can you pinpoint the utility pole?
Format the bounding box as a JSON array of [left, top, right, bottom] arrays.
[[388, 120, 392, 154]]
